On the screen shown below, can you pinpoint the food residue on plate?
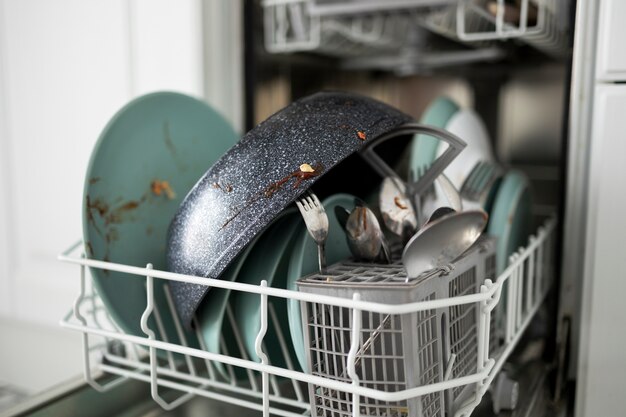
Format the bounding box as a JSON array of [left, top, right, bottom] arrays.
[[151, 180, 176, 199], [394, 196, 408, 210], [356, 131, 367, 141], [85, 241, 94, 257]]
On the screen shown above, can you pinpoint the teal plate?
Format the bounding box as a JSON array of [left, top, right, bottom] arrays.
[[196, 211, 294, 380], [287, 194, 357, 372], [487, 171, 532, 274], [83, 92, 237, 347], [409, 97, 460, 177], [232, 211, 300, 369], [196, 237, 256, 380]]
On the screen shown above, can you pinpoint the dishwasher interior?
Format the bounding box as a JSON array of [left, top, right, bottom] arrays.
[[21, 1, 576, 417]]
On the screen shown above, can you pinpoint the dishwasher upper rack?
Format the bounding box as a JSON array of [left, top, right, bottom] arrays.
[[262, 0, 570, 63], [58, 216, 556, 417]]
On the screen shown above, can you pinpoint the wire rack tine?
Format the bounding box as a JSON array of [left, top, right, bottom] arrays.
[[164, 286, 197, 376], [268, 302, 305, 401], [192, 316, 217, 381], [73, 255, 127, 392], [141, 264, 195, 410], [226, 303, 259, 391]]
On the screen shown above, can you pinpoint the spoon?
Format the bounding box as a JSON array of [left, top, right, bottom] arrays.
[[425, 206, 456, 225], [379, 176, 418, 242], [412, 168, 463, 225], [341, 202, 391, 263], [402, 210, 488, 278]]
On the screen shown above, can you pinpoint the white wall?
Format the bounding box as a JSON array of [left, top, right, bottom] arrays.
[[0, 0, 242, 392]]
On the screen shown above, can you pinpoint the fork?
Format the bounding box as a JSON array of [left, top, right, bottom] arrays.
[[460, 161, 502, 209], [295, 191, 329, 273]]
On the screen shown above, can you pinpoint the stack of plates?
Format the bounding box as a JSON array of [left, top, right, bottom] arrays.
[[410, 96, 531, 275], [196, 193, 356, 376]]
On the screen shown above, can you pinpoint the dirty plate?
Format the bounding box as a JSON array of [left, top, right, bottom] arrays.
[[83, 91, 237, 343]]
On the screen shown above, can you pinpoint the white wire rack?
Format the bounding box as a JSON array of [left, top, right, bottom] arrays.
[[262, 0, 570, 61], [58, 217, 555, 417], [453, 0, 571, 57]]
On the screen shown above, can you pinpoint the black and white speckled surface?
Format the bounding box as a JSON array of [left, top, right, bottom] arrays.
[[166, 91, 413, 328]]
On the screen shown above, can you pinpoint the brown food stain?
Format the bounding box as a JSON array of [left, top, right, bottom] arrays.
[[106, 196, 145, 225], [105, 227, 119, 243], [89, 177, 101, 185], [357, 131, 367, 141], [263, 163, 323, 198], [360, 207, 367, 231], [394, 196, 407, 210], [220, 163, 324, 230], [163, 121, 188, 171], [151, 180, 176, 199], [87, 196, 109, 217], [212, 182, 233, 193], [146, 226, 153, 236], [163, 121, 177, 156], [85, 241, 94, 257], [86, 196, 107, 236]]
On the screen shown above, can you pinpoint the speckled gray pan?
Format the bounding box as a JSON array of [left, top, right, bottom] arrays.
[[166, 91, 413, 327]]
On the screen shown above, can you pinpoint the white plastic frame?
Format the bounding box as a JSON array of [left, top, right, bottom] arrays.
[[59, 217, 555, 417]]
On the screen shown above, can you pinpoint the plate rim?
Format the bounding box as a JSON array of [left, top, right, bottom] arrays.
[[82, 91, 237, 341]]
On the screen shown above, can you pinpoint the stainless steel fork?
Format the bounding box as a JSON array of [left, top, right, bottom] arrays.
[[295, 191, 329, 273]]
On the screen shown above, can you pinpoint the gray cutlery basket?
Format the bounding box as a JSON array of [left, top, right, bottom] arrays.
[[297, 236, 497, 417]]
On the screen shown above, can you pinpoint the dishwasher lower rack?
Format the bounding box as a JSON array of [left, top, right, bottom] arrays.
[[58, 217, 555, 417], [297, 236, 498, 417]]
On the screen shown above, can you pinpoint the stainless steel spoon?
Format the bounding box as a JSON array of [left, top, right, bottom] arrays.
[[412, 168, 463, 225], [379, 176, 418, 242], [402, 210, 488, 278], [342, 203, 391, 263]]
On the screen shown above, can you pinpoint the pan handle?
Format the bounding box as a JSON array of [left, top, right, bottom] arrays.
[[360, 122, 466, 197]]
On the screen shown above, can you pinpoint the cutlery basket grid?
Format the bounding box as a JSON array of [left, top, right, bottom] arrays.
[[58, 218, 555, 417], [297, 238, 495, 417]]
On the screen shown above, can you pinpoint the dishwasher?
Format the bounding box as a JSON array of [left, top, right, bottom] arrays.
[[5, 1, 618, 416]]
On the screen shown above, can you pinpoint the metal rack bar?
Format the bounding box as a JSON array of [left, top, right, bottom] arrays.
[[59, 223, 553, 315], [59, 217, 555, 416]]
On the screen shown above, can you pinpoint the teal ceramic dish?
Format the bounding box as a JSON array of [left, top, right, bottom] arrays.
[[196, 210, 295, 380], [232, 211, 301, 369], [409, 97, 460, 177], [286, 193, 357, 372], [196, 237, 257, 380], [487, 171, 532, 274], [82, 92, 237, 345]]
